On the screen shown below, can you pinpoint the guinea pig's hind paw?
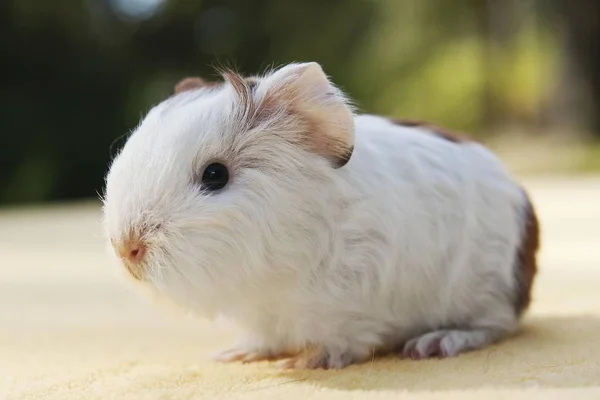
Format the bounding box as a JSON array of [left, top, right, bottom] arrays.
[[401, 328, 499, 360]]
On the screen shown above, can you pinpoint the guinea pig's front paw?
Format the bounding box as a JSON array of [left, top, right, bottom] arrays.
[[275, 345, 355, 370], [212, 346, 291, 364]]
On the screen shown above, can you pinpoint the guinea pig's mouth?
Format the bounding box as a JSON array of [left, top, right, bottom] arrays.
[[122, 258, 148, 281]]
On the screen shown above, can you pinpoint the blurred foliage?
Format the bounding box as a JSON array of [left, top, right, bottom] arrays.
[[0, 0, 598, 204]]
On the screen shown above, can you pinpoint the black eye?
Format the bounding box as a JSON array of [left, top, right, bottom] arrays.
[[201, 163, 229, 191]]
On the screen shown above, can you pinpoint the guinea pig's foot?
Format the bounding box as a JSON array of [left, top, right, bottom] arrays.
[[401, 328, 498, 360], [275, 346, 354, 370], [212, 347, 287, 364]]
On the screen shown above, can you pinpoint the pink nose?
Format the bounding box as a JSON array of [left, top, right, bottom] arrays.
[[112, 236, 148, 280]]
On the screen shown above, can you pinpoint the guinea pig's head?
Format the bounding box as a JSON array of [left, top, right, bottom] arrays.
[[102, 62, 355, 315]]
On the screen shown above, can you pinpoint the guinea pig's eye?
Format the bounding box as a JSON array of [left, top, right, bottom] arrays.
[[201, 162, 229, 191]]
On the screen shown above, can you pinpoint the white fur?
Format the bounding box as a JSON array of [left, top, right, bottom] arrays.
[[103, 62, 531, 369]]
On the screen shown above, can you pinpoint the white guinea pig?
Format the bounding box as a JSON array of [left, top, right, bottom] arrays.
[[103, 62, 539, 370]]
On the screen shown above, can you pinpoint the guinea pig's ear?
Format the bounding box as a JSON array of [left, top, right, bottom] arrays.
[[258, 62, 355, 168], [174, 77, 208, 94]]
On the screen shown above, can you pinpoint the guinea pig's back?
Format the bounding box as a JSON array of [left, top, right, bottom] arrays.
[[347, 114, 532, 325], [351, 114, 524, 212], [352, 114, 524, 213]]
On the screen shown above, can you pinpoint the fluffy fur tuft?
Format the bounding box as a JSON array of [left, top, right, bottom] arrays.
[[103, 62, 539, 369]]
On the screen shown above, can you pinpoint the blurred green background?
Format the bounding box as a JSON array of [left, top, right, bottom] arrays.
[[2, 0, 599, 205]]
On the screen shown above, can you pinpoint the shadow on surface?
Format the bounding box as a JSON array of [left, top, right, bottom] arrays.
[[266, 315, 600, 391]]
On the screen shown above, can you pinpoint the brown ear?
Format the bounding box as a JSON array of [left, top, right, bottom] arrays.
[[174, 77, 208, 94], [257, 63, 355, 168]]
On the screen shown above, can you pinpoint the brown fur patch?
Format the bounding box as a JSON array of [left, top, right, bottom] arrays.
[[514, 190, 540, 316], [295, 103, 354, 168], [219, 70, 288, 131], [175, 71, 258, 94], [221, 70, 256, 123], [388, 118, 465, 143], [219, 67, 354, 168], [334, 145, 354, 168], [279, 65, 354, 168], [174, 77, 208, 94]]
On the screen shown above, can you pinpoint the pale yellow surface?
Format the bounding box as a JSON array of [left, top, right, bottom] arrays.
[[1, 177, 599, 400]]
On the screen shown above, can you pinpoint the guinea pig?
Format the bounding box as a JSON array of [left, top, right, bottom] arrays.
[[102, 62, 539, 370]]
